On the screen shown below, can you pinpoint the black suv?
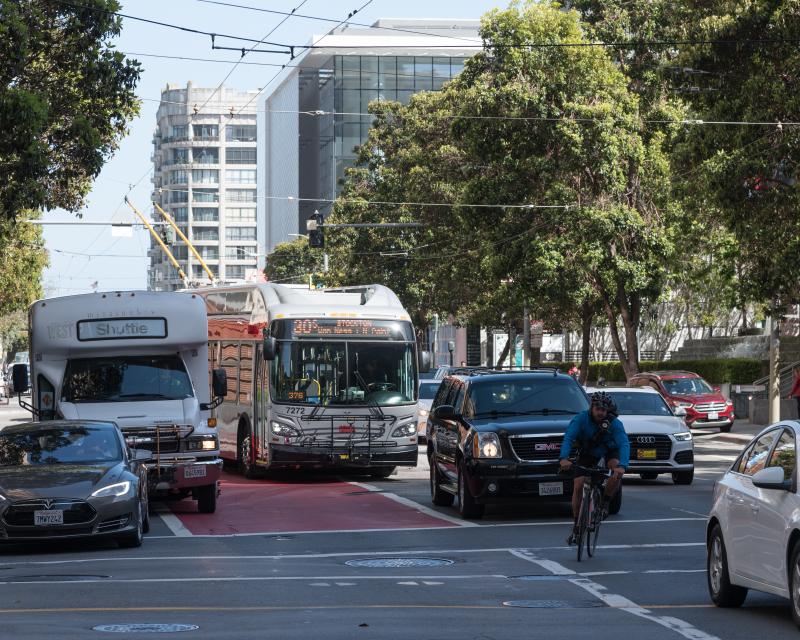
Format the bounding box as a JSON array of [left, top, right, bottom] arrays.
[[427, 369, 589, 518]]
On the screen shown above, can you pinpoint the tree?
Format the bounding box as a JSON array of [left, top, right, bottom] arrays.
[[264, 238, 324, 285], [0, 310, 29, 364], [0, 218, 47, 316], [0, 0, 140, 219]]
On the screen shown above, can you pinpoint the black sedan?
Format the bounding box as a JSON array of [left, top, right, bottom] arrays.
[[0, 420, 150, 547]]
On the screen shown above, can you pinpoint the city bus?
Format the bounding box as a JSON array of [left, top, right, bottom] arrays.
[[196, 283, 429, 477]]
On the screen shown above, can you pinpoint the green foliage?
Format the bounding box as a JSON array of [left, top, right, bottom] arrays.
[[264, 238, 324, 285], [0, 218, 47, 315], [0, 310, 29, 363], [569, 358, 764, 384], [0, 0, 141, 219]]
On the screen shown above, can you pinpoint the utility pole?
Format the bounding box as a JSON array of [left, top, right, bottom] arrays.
[[153, 203, 215, 283], [769, 313, 781, 423]]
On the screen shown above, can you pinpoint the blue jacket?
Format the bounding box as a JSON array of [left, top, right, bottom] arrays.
[[559, 410, 630, 468]]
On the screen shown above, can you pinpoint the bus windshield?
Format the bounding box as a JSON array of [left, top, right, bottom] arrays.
[[61, 355, 195, 403], [271, 341, 417, 406]]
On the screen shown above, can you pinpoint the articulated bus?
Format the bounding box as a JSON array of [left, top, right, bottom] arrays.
[[196, 283, 429, 478]]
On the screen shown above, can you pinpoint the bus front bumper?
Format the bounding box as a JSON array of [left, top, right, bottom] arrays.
[[268, 443, 418, 469]]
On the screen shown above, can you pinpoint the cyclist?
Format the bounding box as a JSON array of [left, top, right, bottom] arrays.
[[559, 390, 630, 545]]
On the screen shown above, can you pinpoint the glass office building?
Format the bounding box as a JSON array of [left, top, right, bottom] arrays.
[[260, 20, 481, 252]]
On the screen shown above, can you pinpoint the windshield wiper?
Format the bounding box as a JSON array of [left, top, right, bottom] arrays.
[[117, 393, 177, 399], [474, 410, 527, 417], [524, 409, 579, 415]]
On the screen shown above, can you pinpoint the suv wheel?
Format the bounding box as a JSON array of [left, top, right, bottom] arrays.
[[429, 458, 454, 507], [720, 423, 732, 433], [457, 464, 484, 519], [673, 469, 694, 485]]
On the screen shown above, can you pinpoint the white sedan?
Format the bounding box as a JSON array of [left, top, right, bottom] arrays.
[[707, 420, 800, 626], [586, 387, 694, 484], [416, 380, 441, 440]]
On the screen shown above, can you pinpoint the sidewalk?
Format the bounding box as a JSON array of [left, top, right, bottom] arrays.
[[693, 419, 765, 447]]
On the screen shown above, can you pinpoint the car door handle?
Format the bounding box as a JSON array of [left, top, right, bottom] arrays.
[[750, 503, 760, 514]]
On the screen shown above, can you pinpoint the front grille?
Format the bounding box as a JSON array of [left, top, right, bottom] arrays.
[[296, 422, 387, 448], [3, 499, 96, 527], [693, 402, 726, 413], [674, 450, 694, 465], [98, 514, 131, 532], [509, 436, 564, 462], [122, 425, 194, 455], [628, 434, 672, 461]]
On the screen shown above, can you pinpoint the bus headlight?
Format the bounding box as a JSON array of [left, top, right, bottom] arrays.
[[271, 421, 301, 437], [391, 423, 417, 437], [473, 432, 502, 458]]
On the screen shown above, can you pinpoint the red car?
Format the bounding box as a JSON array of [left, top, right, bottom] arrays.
[[627, 371, 734, 432]]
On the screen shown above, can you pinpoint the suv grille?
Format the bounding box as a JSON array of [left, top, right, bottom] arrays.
[[3, 499, 96, 527], [674, 450, 694, 465], [694, 402, 727, 413], [122, 425, 194, 455], [509, 436, 564, 462], [628, 434, 672, 461]]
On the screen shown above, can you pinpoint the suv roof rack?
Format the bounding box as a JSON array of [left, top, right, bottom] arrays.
[[462, 366, 562, 377]]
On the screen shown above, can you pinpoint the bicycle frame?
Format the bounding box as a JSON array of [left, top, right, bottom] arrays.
[[569, 465, 612, 562]]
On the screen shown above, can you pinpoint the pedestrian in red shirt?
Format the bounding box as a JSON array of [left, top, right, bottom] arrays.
[[788, 367, 800, 418]]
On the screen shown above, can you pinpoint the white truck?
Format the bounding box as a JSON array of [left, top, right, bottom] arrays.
[[13, 291, 225, 512]]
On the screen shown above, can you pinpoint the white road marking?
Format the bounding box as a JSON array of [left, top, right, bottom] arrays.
[[310, 583, 330, 587], [397, 581, 418, 586], [644, 569, 706, 574], [672, 508, 709, 518], [511, 550, 720, 640], [152, 505, 192, 538], [423, 581, 444, 585], [335, 582, 356, 586]]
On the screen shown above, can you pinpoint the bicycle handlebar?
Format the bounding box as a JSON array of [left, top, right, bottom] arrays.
[[558, 464, 613, 480]]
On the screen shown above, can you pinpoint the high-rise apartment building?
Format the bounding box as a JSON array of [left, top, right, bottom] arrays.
[[259, 19, 482, 252], [149, 82, 260, 290]]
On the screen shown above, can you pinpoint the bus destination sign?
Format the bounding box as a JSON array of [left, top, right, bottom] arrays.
[[77, 318, 168, 341], [292, 319, 394, 339]]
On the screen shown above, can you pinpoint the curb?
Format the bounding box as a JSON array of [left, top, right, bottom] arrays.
[[715, 434, 752, 446]]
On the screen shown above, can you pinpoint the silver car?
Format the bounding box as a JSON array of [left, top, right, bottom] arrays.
[[0, 421, 150, 547]]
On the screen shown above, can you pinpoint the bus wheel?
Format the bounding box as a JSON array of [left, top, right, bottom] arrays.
[[369, 466, 395, 479], [238, 430, 258, 479]]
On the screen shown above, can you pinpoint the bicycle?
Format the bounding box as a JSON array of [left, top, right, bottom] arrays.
[[562, 464, 613, 562]]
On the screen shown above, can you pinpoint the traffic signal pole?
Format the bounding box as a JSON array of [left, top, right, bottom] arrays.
[[125, 197, 187, 284], [153, 202, 216, 283]]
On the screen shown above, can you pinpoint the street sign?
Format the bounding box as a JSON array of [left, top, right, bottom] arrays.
[[530, 320, 544, 348]]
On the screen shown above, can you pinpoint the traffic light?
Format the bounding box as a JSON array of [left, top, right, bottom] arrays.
[[307, 211, 324, 248], [159, 225, 176, 247]]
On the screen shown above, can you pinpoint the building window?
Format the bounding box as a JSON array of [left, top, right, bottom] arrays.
[[171, 207, 188, 222], [193, 124, 219, 140], [225, 147, 256, 164], [193, 227, 219, 241], [196, 245, 219, 259], [172, 125, 188, 139], [226, 227, 257, 241], [226, 207, 256, 222], [192, 207, 218, 222], [171, 170, 188, 184], [225, 169, 256, 184], [193, 147, 219, 164], [171, 246, 188, 260], [225, 265, 249, 279], [225, 124, 257, 142], [192, 169, 219, 184], [170, 189, 188, 203], [226, 189, 256, 203], [225, 245, 253, 260], [192, 188, 218, 203], [172, 148, 189, 164], [194, 264, 218, 278]]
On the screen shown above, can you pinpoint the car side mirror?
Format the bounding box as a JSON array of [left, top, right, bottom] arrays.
[[212, 368, 228, 398], [673, 406, 687, 417], [713, 386, 721, 393], [132, 448, 153, 462], [11, 363, 29, 395], [751, 466, 790, 491], [432, 404, 457, 421], [263, 335, 277, 361], [419, 350, 432, 374]]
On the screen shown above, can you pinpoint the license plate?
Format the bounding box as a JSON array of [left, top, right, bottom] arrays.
[[538, 482, 564, 496], [708, 412, 719, 420], [34, 510, 64, 526], [184, 465, 207, 479], [339, 454, 349, 460], [637, 449, 657, 460]]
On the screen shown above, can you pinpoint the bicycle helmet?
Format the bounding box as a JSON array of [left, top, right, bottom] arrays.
[[590, 391, 617, 414]]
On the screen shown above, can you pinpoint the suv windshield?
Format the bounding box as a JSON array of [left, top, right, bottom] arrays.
[[419, 382, 441, 400], [0, 427, 121, 466], [467, 378, 589, 417], [607, 392, 673, 416], [662, 377, 713, 395], [62, 356, 194, 403]]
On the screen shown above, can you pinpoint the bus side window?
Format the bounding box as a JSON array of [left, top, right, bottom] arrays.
[[239, 343, 254, 405], [221, 342, 239, 403], [38, 375, 57, 421]]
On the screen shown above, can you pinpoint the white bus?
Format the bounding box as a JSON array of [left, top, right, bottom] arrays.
[[197, 283, 429, 478], [18, 291, 225, 512]]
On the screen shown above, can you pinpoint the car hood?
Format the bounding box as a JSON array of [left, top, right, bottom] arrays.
[[0, 463, 122, 501], [619, 415, 688, 435], [60, 400, 188, 427], [469, 414, 576, 435], [668, 393, 725, 404], [417, 400, 433, 411]]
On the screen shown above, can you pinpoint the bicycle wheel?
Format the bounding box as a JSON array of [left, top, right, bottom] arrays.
[[586, 488, 602, 557], [575, 486, 591, 562]]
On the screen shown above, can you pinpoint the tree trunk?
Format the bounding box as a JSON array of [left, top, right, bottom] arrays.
[[601, 298, 630, 378], [579, 301, 592, 385], [616, 285, 640, 379], [495, 330, 511, 368]]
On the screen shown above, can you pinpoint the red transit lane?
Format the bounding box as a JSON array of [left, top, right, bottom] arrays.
[[167, 472, 457, 536]]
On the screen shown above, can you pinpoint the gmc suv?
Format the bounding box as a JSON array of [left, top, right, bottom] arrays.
[[427, 369, 595, 519]]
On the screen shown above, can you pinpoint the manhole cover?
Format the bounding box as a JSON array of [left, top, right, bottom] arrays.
[[510, 575, 574, 582], [345, 558, 454, 568], [503, 600, 605, 609], [93, 624, 199, 633]]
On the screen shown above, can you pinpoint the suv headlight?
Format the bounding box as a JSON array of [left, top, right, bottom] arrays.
[[187, 435, 218, 451], [271, 421, 301, 437], [674, 432, 693, 442], [91, 481, 131, 498], [418, 408, 429, 418], [473, 432, 502, 458], [673, 401, 694, 409], [391, 423, 417, 437]]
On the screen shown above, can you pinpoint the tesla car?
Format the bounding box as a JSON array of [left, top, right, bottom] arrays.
[[0, 420, 150, 547]]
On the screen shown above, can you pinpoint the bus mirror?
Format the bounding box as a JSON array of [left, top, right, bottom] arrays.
[[263, 336, 277, 361], [11, 363, 29, 395], [212, 368, 228, 398], [419, 350, 432, 374]]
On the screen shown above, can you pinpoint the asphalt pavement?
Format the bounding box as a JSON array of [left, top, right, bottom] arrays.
[[0, 405, 795, 639]]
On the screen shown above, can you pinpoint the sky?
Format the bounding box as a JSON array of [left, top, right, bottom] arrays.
[[41, 0, 504, 297]]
